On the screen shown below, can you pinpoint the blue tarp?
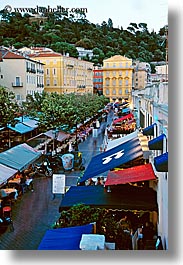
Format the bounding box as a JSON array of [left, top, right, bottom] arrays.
[[38, 223, 93, 250], [154, 152, 168, 172], [148, 134, 166, 150], [0, 143, 41, 171], [80, 137, 143, 183], [7, 122, 34, 134], [143, 123, 157, 136]]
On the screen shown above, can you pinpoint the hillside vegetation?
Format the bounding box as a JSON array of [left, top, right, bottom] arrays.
[[0, 9, 167, 65]]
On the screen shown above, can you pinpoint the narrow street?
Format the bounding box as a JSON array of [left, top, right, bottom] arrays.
[[0, 112, 113, 250]]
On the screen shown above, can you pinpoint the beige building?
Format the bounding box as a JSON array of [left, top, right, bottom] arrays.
[[29, 51, 93, 95], [133, 61, 151, 90], [103, 55, 133, 103], [0, 47, 44, 103]]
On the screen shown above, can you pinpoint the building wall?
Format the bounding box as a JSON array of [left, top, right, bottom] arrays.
[[132, 81, 168, 249], [32, 54, 93, 95], [0, 58, 44, 102], [133, 61, 151, 90], [103, 55, 133, 103], [93, 66, 103, 95]]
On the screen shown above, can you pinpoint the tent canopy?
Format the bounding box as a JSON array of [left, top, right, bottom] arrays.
[[7, 122, 34, 134], [38, 224, 93, 250], [0, 163, 17, 187], [105, 163, 156, 186], [80, 136, 143, 183], [59, 185, 158, 212], [43, 130, 70, 142], [0, 143, 41, 171]]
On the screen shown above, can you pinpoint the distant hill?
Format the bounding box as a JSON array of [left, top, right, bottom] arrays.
[[0, 10, 167, 64]]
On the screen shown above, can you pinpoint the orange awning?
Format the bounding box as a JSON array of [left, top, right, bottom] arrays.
[[105, 163, 156, 186]]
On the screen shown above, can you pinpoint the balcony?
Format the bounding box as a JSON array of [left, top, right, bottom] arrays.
[[66, 64, 74, 68], [12, 82, 23, 87]]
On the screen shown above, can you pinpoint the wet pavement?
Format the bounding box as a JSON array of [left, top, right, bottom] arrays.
[[0, 116, 112, 250]]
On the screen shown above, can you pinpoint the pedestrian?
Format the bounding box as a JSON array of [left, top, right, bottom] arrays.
[[87, 178, 95, 186], [99, 144, 103, 153], [95, 177, 103, 185], [96, 119, 100, 129]]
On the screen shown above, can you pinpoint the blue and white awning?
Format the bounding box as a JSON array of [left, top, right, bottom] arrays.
[[80, 136, 144, 183]]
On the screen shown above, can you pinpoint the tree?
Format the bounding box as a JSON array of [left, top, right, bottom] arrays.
[[0, 87, 19, 128]]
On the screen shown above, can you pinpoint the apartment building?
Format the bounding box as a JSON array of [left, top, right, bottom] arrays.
[[133, 61, 151, 90], [93, 65, 103, 95], [132, 81, 168, 249], [103, 55, 133, 103], [29, 51, 93, 95], [0, 47, 44, 103]]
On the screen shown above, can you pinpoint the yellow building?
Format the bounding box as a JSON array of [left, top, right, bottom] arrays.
[[29, 52, 93, 95], [103, 55, 133, 103]]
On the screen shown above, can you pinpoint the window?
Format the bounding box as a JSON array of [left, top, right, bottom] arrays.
[[0, 75, 3, 79], [126, 70, 128, 76], [46, 69, 49, 75], [106, 89, 110, 95], [112, 89, 116, 95], [125, 79, 129, 86], [113, 63, 116, 68], [15, 77, 21, 86], [119, 79, 122, 86], [119, 89, 122, 95], [46, 79, 50, 86], [106, 79, 110, 86], [112, 79, 116, 86], [125, 89, 129, 94], [54, 79, 57, 86], [53, 68, 56, 75]]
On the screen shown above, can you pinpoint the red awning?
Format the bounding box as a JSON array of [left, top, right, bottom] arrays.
[[113, 113, 134, 124], [105, 163, 156, 186]]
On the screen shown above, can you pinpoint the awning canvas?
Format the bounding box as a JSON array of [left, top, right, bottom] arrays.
[[107, 131, 138, 150], [143, 123, 157, 136], [16, 116, 38, 128], [43, 130, 70, 142], [59, 185, 158, 212], [0, 163, 17, 186], [154, 152, 168, 172], [0, 143, 42, 171], [105, 163, 156, 186], [79, 137, 144, 183], [113, 113, 134, 124], [7, 122, 34, 134], [148, 134, 166, 150], [38, 224, 93, 250]]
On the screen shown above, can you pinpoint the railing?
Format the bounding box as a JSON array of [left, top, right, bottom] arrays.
[[12, 82, 23, 87]]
